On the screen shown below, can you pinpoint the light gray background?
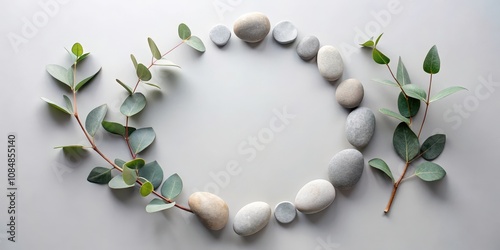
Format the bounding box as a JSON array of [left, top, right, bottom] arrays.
[[1, 0, 499, 249]]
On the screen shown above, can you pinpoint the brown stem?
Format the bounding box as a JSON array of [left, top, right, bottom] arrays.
[[384, 161, 410, 213], [418, 74, 433, 138], [386, 64, 412, 124]]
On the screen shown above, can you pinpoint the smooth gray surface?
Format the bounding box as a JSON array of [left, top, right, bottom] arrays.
[[1, 0, 499, 249]]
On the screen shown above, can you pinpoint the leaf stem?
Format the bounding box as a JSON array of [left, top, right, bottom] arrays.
[[418, 74, 433, 138], [386, 64, 413, 124], [384, 161, 410, 213]]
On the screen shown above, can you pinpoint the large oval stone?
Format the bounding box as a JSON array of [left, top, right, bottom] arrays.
[[233, 12, 271, 43], [328, 149, 364, 189], [317, 45, 344, 81], [336, 78, 364, 109], [345, 107, 376, 148], [233, 201, 271, 236], [188, 192, 229, 231], [294, 179, 336, 214]]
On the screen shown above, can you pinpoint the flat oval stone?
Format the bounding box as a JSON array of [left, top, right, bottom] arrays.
[[345, 107, 376, 148], [233, 201, 271, 236], [188, 192, 229, 231], [272, 20, 298, 44], [317, 45, 344, 81], [294, 179, 336, 214], [209, 24, 231, 46], [336, 78, 364, 109], [274, 201, 296, 224], [233, 12, 270, 43], [328, 149, 364, 189], [296, 35, 320, 61]]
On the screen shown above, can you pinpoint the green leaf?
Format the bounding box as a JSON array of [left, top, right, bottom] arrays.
[[178, 23, 191, 40], [393, 122, 420, 162], [396, 57, 411, 85], [372, 79, 398, 87], [102, 121, 136, 137], [430, 86, 467, 103], [161, 173, 183, 199], [124, 158, 146, 170], [76, 52, 90, 63], [63, 95, 74, 114], [140, 181, 154, 197], [53, 145, 85, 150], [145, 199, 175, 213], [116, 79, 133, 95], [415, 162, 446, 181], [87, 167, 112, 184], [85, 104, 108, 137], [401, 84, 427, 102], [144, 83, 161, 89], [186, 36, 206, 52], [114, 158, 126, 167], [129, 127, 156, 154], [108, 174, 135, 189], [41, 97, 71, 115], [136, 63, 152, 81], [360, 39, 374, 48], [148, 37, 162, 60], [374, 33, 383, 46], [71, 43, 83, 57], [372, 48, 390, 64], [120, 92, 147, 117], [46, 64, 72, 88], [75, 67, 101, 91], [154, 59, 181, 68], [379, 108, 410, 124], [397, 92, 420, 118], [423, 45, 440, 74], [139, 161, 164, 190], [122, 166, 138, 185], [130, 54, 138, 69], [421, 134, 446, 161], [368, 158, 394, 182]]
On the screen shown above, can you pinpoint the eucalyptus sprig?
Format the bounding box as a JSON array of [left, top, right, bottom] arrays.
[[42, 23, 205, 214], [361, 34, 466, 213]]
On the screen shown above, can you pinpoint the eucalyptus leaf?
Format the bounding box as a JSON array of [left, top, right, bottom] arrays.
[[114, 158, 126, 167], [178, 23, 191, 40], [72, 42, 83, 57], [102, 121, 136, 137], [87, 167, 112, 184], [145, 199, 175, 213], [430, 86, 467, 103], [186, 36, 206, 52], [374, 33, 383, 46], [372, 48, 390, 64], [63, 95, 74, 114], [140, 181, 154, 197], [372, 79, 398, 87], [145, 83, 161, 89], [41, 97, 71, 115], [393, 122, 420, 162], [397, 92, 420, 118], [421, 134, 446, 161], [108, 174, 135, 189], [423, 45, 440, 74], [396, 57, 411, 85], [85, 104, 108, 137], [401, 84, 427, 102], [75, 67, 101, 91], [154, 59, 181, 68], [415, 162, 446, 181], [139, 161, 164, 190], [116, 79, 133, 95], [129, 127, 156, 154], [124, 158, 146, 170], [122, 166, 138, 185], [147, 37, 162, 60], [54, 145, 87, 157], [368, 158, 394, 182], [46, 64, 72, 88], [161, 173, 183, 199], [379, 108, 410, 124], [76, 52, 90, 64], [130, 54, 138, 69], [360, 40, 374, 47], [53, 145, 85, 150], [136, 63, 152, 81], [120, 92, 147, 117]]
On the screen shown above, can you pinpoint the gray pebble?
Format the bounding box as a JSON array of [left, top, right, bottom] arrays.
[[296, 35, 320, 61], [274, 201, 296, 224], [317, 45, 344, 81], [233, 12, 271, 43], [345, 107, 375, 148], [233, 201, 271, 236], [209, 24, 231, 47], [272, 21, 298, 44], [328, 149, 364, 190], [336, 78, 364, 109]]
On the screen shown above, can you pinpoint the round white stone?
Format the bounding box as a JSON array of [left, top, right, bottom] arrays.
[[317, 45, 344, 81], [233, 12, 271, 43], [328, 149, 365, 190], [345, 107, 376, 148], [336, 78, 364, 109], [294, 179, 336, 214], [274, 201, 296, 224], [296, 35, 320, 61], [209, 24, 231, 46], [233, 201, 272, 236], [272, 20, 298, 44]]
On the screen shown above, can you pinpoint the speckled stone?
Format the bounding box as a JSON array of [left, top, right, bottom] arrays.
[[233, 201, 272, 236], [345, 107, 376, 148], [188, 192, 229, 231], [233, 12, 271, 43], [274, 201, 296, 224], [272, 20, 298, 44], [296, 35, 320, 61], [336, 78, 365, 109], [317, 45, 344, 81], [294, 179, 336, 214], [209, 24, 231, 46], [328, 149, 365, 190]]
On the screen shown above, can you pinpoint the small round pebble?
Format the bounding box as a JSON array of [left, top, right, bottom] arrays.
[[345, 107, 376, 148], [188, 192, 229, 231], [209, 24, 231, 46], [233, 12, 271, 43], [294, 179, 336, 214], [272, 21, 298, 44], [328, 149, 364, 190], [233, 201, 272, 236], [317, 45, 344, 81], [296, 35, 320, 61], [336, 78, 364, 108], [274, 201, 297, 224]]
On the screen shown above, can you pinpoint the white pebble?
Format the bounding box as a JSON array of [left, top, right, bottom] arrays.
[[294, 179, 336, 214], [317, 45, 344, 81], [272, 21, 298, 44], [233, 201, 272, 236]]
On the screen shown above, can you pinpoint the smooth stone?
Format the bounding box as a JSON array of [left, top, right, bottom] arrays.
[[233, 12, 271, 43], [296, 35, 320, 61], [328, 149, 365, 190], [345, 107, 376, 148], [188, 192, 229, 231], [272, 20, 298, 44], [336, 78, 364, 108], [294, 179, 336, 214], [209, 24, 231, 46], [317, 45, 344, 81], [274, 201, 296, 224], [233, 201, 272, 236]]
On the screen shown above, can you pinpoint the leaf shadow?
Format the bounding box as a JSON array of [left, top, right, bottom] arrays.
[[59, 147, 90, 163], [41, 104, 72, 124], [423, 177, 449, 200]]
